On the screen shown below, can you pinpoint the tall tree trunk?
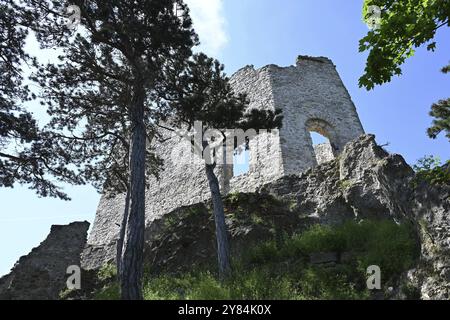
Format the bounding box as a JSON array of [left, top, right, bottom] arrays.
[[117, 187, 130, 279], [205, 163, 232, 280], [120, 92, 146, 300]]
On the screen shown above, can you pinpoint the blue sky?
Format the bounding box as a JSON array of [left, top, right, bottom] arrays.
[[1, 0, 449, 276]]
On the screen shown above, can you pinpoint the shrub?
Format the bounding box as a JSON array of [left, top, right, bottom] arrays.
[[94, 283, 120, 300], [187, 274, 230, 300], [246, 240, 280, 264], [287, 224, 346, 255], [287, 220, 418, 278], [97, 263, 117, 282], [352, 220, 418, 279], [228, 268, 296, 300], [295, 266, 369, 300], [413, 156, 450, 187], [144, 274, 193, 300], [143, 272, 230, 300]]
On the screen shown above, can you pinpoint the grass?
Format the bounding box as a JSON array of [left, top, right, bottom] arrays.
[[93, 219, 419, 300], [246, 220, 418, 278]]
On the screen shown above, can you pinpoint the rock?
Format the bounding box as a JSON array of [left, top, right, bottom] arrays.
[[340, 252, 354, 264], [310, 252, 339, 265], [0, 222, 89, 300], [81, 243, 116, 271], [261, 135, 416, 223], [78, 134, 448, 300], [410, 180, 450, 300]]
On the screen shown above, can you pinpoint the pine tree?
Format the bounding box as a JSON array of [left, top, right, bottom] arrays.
[[0, 0, 82, 199], [427, 63, 450, 141], [428, 99, 450, 141], [32, 0, 197, 299], [156, 53, 283, 279]]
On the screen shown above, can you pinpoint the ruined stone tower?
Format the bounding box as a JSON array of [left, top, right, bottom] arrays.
[[82, 55, 365, 269]]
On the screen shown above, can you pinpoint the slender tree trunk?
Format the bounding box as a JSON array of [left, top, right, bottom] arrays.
[[205, 163, 232, 280], [120, 92, 146, 300], [117, 188, 130, 279]]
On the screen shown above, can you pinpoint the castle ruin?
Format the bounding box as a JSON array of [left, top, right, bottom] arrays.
[[82, 55, 365, 269]]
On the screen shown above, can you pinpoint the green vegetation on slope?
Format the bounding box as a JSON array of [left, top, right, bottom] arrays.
[[93, 219, 419, 300], [413, 156, 450, 187]]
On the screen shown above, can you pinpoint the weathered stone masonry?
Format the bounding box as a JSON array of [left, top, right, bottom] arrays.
[[82, 55, 365, 269], [0, 222, 89, 300]]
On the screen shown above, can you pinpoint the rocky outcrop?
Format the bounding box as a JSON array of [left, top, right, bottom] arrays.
[[259, 134, 417, 224], [80, 134, 448, 299], [265, 135, 449, 300], [260, 134, 449, 299], [144, 135, 448, 299], [409, 182, 450, 300], [0, 222, 89, 300]]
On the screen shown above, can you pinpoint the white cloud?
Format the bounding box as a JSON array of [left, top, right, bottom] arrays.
[[185, 0, 228, 56]]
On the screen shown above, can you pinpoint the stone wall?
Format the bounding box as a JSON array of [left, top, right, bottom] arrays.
[[0, 222, 89, 300], [274, 56, 364, 175], [314, 143, 335, 165], [83, 131, 221, 268]]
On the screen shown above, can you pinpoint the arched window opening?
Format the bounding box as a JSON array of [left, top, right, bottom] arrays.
[[310, 131, 329, 145], [306, 118, 337, 165], [309, 131, 335, 165]]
